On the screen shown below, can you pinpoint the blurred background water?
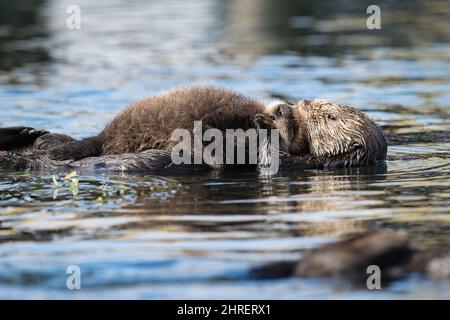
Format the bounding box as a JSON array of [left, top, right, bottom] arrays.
[[0, 0, 449, 299]]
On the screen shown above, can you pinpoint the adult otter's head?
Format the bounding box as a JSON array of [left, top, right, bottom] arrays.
[[290, 99, 387, 167]]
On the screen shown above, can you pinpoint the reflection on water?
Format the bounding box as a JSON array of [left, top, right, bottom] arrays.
[[0, 0, 449, 299]]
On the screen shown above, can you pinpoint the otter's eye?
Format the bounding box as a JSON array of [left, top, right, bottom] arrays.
[[327, 114, 337, 121]]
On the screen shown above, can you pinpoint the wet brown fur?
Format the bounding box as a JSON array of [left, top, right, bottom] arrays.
[[43, 86, 305, 164], [0, 86, 387, 171], [290, 99, 387, 167], [100, 86, 270, 154]]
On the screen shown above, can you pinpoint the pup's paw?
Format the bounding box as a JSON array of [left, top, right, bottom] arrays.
[[254, 113, 276, 130]]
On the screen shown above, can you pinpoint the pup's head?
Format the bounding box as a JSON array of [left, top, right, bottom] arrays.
[[262, 101, 308, 154]]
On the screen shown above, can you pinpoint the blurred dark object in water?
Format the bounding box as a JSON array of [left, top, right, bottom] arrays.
[[250, 231, 450, 285]]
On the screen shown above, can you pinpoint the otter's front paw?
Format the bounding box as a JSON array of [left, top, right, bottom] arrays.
[[254, 113, 276, 130], [19, 127, 49, 138], [0, 126, 49, 151], [15, 127, 49, 146]]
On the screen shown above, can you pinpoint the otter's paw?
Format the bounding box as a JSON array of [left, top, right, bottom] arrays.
[[19, 127, 49, 139], [0, 126, 49, 151], [254, 113, 276, 130]]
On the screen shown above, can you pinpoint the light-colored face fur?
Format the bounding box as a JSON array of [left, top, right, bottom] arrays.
[[264, 100, 307, 155], [292, 99, 387, 166]]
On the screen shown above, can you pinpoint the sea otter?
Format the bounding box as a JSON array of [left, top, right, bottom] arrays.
[[0, 86, 387, 172]]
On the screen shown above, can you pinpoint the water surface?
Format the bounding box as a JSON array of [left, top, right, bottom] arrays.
[[0, 0, 449, 299]]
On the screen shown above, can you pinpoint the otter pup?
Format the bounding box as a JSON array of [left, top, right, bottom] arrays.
[[0, 86, 387, 172]]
